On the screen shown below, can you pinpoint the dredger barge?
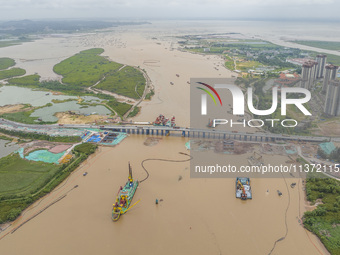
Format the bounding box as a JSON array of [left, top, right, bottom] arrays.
[[112, 163, 139, 221]]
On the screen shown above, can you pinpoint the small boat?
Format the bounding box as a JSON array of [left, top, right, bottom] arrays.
[[112, 163, 139, 221], [170, 82, 174, 85], [277, 190, 282, 196], [236, 177, 252, 200]]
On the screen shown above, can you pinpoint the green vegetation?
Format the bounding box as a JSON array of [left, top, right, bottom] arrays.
[[1, 111, 45, 124], [0, 154, 59, 197], [96, 66, 145, 99], [0, 37, 33, 48], [7, 74, 40, 86], [0, 144, 97, 223], [0, 58, 15, 70], [325, 54, 340, 66], [2, 49, 145, 120], [256, 54, 296, 69], [318, 146, 340, 162], [32, 80, 86, 94], [294, 40, 340, 51], [0, 103, 56, 125], [53, 48, 122, 87], [235, 76, 309, 135], [54, 48, 146, 99], [236, 60, 262, 71], [51, 98, 76, 104], [225, 55, 235, 71], [73, 143, 97, 155], [0, 68, 26, 80], [0, 135, 13, 141], [145, 89, 154, 100], [304, 174, 340, 255], [307, 52, 340, 66], [0, 128, 81, 143], [128, 106, 140, 118], [106, 100, 132, 117], [185, 38, 301, 73], [187, 41, 277, 54]]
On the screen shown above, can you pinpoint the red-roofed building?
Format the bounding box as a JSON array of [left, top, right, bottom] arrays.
[[275, 72, 300, 87]]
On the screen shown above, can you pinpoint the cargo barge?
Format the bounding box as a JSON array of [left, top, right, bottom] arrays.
[[236, 177, 252, 200]]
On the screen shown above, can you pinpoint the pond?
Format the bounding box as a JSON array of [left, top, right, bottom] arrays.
[[0, 139, 20, 158], [31, 101, 111, 122], [0, 86, 111, 122]]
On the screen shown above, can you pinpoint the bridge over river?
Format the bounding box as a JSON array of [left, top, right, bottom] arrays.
[[0, 119, 332, 143]]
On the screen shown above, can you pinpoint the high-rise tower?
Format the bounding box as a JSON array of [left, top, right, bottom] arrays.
[[322, 64, 339, 93], [316, 54, 327, 78], [324, 79, 340, 116], [300, 61, 318, 89]]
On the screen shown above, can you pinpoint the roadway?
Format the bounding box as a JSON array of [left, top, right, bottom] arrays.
[[0, 118, 337, 143]]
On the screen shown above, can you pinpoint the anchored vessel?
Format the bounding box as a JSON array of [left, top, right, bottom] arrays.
[[236, 177, 252, 200], [112, 163, 139, 221]]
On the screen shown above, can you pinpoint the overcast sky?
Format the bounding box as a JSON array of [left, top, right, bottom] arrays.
[[0, 0, 339, 21]]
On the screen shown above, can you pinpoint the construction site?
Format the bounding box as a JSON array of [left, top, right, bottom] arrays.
[[17, 141, 74, 165], [1, 126, 128, 165], [153, 114, 176, 127], [187, 138, 325, 168]]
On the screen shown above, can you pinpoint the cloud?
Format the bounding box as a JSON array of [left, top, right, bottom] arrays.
[[0, 0, 338, 20], [0, 0, 336, 8]]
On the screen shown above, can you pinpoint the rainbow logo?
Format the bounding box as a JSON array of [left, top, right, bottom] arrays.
[[196, 82, 223, 106]]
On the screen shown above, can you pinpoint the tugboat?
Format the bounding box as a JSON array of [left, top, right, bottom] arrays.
[[236, 177, 252, 200], [112, 163, 139, 221]]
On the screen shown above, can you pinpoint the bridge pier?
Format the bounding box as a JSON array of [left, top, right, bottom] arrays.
[[156, 130, 159, 135], [161, 130, 164, 136], [182, 131, 186, 137], [146, 129, 150, 135]]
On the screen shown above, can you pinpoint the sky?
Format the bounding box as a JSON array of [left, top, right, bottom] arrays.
[[0, 0, 339, 21]]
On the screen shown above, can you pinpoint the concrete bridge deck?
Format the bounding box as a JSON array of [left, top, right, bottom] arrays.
[[0, 118, 331, 143]]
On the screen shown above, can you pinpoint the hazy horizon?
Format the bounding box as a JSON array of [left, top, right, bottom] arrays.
[[1, 0, 340, 21]]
